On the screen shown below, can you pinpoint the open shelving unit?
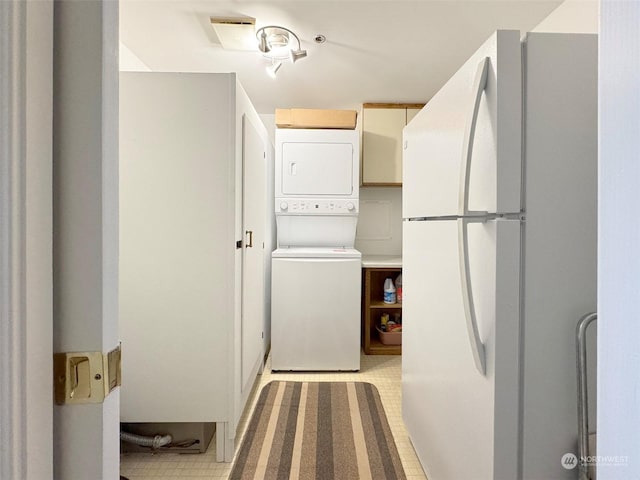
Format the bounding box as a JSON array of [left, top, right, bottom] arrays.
[[362, 267, 402, 355]]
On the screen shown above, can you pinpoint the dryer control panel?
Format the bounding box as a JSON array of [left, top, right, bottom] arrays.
[[276, 198, 358, 215]]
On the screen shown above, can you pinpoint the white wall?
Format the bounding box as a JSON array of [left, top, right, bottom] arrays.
[[260, 113, 276, 147], [598, 2, 640, 478], [356, 187, 403, 256], [535, 2, 640, 477], [532, 0, 598, 33]]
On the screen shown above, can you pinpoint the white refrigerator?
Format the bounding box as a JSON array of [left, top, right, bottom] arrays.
[[402, 31, 597, 480]]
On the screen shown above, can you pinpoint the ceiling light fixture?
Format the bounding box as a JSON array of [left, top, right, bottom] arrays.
[[256, 25, 307, 77], [289, 48, 307, 63], [259, 29, 270, 53], [266, 60, 283, 78]]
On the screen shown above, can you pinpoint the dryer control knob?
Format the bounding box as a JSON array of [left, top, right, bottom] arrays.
[[280, 202, 288, 211], [346, 202, 355, 211]]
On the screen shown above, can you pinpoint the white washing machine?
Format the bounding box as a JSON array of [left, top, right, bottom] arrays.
[[271, 129, 361, 371], [271, 247, 361, 371]]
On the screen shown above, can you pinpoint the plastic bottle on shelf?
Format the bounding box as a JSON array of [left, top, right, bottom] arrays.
[[383, 277, 396, 304], [396, 273, 403, 303], [380, 312, 389, 331]]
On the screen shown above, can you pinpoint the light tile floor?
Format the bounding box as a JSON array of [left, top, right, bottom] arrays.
[[121, 352, 427, 479]]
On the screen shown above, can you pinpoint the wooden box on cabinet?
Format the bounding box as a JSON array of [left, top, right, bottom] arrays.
[[361, 103, 425, 186], [362, 267, 402, 355], [275, 108, 357, 129]]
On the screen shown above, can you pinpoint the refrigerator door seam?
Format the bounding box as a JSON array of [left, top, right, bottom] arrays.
[[403, 212, 524, 222]]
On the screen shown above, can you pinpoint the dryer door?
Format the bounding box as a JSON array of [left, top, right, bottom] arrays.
[[281, 142, 354, 195]]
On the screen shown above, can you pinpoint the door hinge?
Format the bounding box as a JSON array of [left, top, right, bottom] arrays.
[[53, 344, 122, 405], [262, 332, 264, 339]]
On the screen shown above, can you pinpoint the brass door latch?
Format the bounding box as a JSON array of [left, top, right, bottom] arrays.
[[54, 345, 121, 405]]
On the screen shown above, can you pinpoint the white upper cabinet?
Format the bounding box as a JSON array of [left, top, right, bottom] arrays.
[[361, 103, 425, 186]]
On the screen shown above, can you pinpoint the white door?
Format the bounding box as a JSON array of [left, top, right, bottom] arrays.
[[402, 218, 520, 480], [402, 30, 522, 219], [119, 73, 233, 423], [52, 1, 121, 478], [241, 115, 266, 394]]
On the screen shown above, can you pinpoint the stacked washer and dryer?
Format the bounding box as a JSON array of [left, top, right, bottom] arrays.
[[271, 128, 361, 371]]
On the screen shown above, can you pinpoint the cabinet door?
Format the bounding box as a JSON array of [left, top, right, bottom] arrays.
[[241, 115, 266, 394], [119, 73, 232, 422], [362, 108, 406, 185]]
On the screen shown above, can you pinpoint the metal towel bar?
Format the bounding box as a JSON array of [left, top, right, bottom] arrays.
[[576, 312, 597, 480]]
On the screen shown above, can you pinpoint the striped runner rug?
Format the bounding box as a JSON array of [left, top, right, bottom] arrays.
[[230, 381, 406, 480]]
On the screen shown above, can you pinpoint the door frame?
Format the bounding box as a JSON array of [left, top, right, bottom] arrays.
[[0, 1, 53, 478], [1, 1, 120, 478]]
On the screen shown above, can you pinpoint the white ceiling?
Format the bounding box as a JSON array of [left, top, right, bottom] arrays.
[[120, 1, 562, 114]]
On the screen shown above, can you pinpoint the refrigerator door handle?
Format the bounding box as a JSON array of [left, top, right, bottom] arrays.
[[458, 56, 490, 217], [457, 217, 487, 375]]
